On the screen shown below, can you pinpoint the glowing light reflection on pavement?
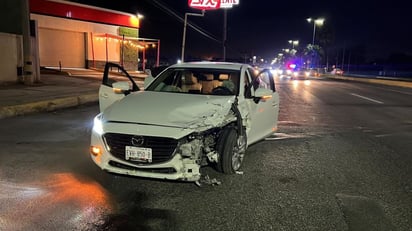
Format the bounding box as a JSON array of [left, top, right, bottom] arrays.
[[0, 173, 114, 230]]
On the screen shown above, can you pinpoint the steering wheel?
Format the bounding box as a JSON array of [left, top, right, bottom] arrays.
[[211, 86, 233, 95]]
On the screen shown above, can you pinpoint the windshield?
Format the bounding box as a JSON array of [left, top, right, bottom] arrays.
[[145, 68, 240, 96]]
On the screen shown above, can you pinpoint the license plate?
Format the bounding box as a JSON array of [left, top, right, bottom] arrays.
[[125, 146, 152, 163]]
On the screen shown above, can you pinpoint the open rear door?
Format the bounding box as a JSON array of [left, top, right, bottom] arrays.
[[99, 63, 139, 112]]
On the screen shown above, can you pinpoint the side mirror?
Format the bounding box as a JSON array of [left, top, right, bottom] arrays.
[[143, 65, 170, 89], [254, 88, 273, 103], [112, 81, 130, 94], [144, 69, 154, 89], [255, 88, 272, 98], [144, 69, 152, 76]]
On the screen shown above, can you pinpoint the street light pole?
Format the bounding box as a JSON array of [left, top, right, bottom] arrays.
[[306, 17, 324, 68], [311, 22, 316, 46], [306, 17, 324, 46], [223, 9, 227, 62], [288, 40, 299, 49], [181, 10, 205, 62]]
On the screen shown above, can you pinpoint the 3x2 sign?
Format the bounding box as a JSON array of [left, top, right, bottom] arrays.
[[188, 0, 239, 10]]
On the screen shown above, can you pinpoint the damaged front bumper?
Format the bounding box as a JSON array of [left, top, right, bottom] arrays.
[[92, 152, 201, 182], [90, 121, 203, 181]]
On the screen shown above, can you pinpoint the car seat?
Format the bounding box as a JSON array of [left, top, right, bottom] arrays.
[[181, 71, 202, 93]]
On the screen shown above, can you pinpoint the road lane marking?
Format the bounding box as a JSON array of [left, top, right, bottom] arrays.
[[265, 132, 324, 141], [350, 93, 384, 104], [375, 133, 394, 138], [265, 132, 306, 140]]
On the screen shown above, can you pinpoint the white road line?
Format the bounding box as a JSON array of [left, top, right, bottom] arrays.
[[265, 132, 317, 141], [375, 133, 394, 138], [350, 93, 384, 104]]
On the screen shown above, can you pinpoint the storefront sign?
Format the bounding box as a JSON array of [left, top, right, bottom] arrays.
[[188, 0, 239, 10], [119, 27, 138, 37], [220, 0, 239, 8]]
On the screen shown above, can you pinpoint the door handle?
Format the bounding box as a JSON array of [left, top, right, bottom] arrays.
[[101, 93, 108, 98]]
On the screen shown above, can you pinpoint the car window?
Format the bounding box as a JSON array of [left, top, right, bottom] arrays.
[[145, 68, 240, 96], [257, 72, 271, 90], [102, 62, 139, 91], [248, 68, 276, 92]]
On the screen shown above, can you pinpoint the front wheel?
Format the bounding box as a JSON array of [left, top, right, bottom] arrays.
[[216, 127, 245, 174]]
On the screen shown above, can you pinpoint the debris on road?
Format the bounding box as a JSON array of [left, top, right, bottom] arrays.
[[195, 175, 222, 187]]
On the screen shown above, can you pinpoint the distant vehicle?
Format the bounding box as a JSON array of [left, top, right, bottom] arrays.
[[309, 69, 320, 77], [331, 68, 344, 75], [292, 68, 310, 79], [281, 69, 293, 78], [90, 62, 280, 182], [270, 68, 284, 77]]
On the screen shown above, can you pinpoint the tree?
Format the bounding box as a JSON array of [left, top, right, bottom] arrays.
[[302, 44, 324, 68]]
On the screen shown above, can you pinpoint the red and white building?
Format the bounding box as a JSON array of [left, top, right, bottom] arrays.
[[0, 0, 158, 84], [31, 0, 160, 69]]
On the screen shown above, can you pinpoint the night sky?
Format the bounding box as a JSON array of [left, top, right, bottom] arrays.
[[70, 0, 411, 63]]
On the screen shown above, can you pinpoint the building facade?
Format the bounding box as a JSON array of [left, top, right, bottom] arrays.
[[0, 0, 148, 84]]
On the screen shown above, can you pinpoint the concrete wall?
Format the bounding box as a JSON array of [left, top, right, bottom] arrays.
[[0, 33, 23, 83]]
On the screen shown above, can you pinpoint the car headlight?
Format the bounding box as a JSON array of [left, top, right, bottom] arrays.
[[293, 72, 298, 76], [305, 72, 310, 76], [93, 114, 104, 135]]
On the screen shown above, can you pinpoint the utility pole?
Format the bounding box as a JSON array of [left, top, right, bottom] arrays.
[[223, 9, 227, 61], [181, 10, 205, 62], [22, 0, 34, 84]]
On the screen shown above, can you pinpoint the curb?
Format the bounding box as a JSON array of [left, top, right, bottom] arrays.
[[0, 93, 98, 119], [40, 68, 71, 76], [323, 74, 412, 89]]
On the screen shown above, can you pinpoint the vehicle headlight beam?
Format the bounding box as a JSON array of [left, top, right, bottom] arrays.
[[93, 114, 104, 135]]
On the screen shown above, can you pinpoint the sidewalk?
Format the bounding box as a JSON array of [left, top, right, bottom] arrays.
[[0, 68, 148, 119], [0, 72, 101, 119]]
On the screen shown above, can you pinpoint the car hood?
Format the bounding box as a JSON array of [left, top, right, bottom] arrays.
[[103, 91, 236, 129]]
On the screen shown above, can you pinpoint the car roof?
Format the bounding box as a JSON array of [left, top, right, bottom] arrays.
[[169, 61, 247, 71]]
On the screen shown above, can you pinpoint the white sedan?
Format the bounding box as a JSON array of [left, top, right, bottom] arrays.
[[90, 62, 279, 182]]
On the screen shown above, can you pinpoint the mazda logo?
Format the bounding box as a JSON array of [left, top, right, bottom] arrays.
[[131, 136, 144, 146]]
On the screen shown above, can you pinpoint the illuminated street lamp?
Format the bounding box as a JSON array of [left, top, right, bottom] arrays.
[[282, 48, 290, 53], [288, 40, 299, 49], [306, 17, 324, 46]]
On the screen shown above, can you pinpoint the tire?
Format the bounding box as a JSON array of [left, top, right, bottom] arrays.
[[216, 127, 244, 174]]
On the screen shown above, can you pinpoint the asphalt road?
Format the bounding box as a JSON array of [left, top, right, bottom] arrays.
[[0, 76, 411, 231]]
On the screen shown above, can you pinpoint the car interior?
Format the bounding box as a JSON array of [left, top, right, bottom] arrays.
[[150, 69, 239, 95]]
